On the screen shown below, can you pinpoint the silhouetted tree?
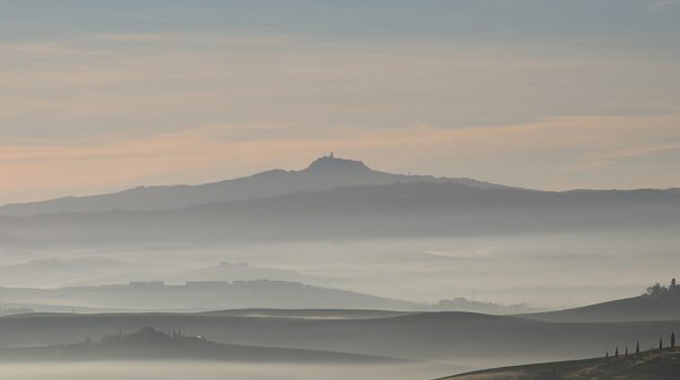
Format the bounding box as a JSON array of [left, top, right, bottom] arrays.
[[672, 332, 676, 349], [625, 347, 628, 356], [659, 338, 664, 351], [615, 346, 619, 358], [647, 283, 665, 296], [606, 351, 609, 360], [636, 342, 640, 355]]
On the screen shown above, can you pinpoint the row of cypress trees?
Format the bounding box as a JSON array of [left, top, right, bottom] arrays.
[[606, 332, 675, 359]]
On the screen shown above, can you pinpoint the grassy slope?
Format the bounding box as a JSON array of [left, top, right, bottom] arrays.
[[440, 348, 680, 380]]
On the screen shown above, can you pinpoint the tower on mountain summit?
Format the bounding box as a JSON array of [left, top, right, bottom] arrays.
[[304, 153, 371, 174]]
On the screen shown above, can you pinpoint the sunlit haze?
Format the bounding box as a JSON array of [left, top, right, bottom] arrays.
[[1, 1, 679, 204], [1, 2, 679, 380]]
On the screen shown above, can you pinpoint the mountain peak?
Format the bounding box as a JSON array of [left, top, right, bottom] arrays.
[[303, 153, 372, 173]]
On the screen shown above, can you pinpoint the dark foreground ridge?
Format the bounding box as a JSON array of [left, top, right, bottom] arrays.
[[0, 327, 401, 363], [437, 348, 680, 380]]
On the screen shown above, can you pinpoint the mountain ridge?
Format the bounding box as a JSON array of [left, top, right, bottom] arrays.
[[0, 155, 505, 217], [0, 180, 678, 246]]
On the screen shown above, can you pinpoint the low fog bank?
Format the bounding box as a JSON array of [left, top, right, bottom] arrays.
[[0, 361, 464, 380], [1, 231, 678, 310]]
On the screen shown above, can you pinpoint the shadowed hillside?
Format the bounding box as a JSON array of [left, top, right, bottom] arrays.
[[523, 280, 680, 323], [2, 311, 680, 364], [0, 327, 399, 363], [438, 348, 680, 380]]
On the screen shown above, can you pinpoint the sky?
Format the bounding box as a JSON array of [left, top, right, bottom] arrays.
[[1, 0, 679, 204]]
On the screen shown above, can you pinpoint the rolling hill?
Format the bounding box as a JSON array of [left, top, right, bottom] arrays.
[[523, 293, 680, 323], [2, 310, 679, 364], [0, 326, 399, 363], [438, 348, 680, 380]]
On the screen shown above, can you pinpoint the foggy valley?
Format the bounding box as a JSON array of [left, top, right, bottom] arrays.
[[0, 155, 678, 379], [1, 1, 679, 379]]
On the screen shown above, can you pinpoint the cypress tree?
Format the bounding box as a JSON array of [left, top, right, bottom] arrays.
[[672, 332, 676, 349], [615, 346, 619, 358], [625, 347, 629, 356], [659, 338, 664, 351], [636, 342, 640, 355]]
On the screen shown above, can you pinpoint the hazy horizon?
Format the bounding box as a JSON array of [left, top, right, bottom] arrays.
[[1, 0, 679, 204], [0, 152, 679, 206], [1, 2, 679, 380]]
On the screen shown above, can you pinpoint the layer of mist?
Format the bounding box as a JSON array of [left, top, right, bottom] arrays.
[[0, 156, 677, 380], [2, 231, 677, 309], [0, 362, 461, 380]]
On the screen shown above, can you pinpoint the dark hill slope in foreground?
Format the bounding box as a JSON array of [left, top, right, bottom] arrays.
[[439, 348, 680, 380]]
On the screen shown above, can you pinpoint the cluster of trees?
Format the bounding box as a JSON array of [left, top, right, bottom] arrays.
[[645, 278, 678, 297], [606, 332, 676, 359], [99, 327, 206, 345]]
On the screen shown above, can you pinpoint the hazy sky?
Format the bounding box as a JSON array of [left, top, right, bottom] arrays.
[[1, 0, 679, 204]]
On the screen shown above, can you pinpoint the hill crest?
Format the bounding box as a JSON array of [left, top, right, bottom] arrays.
[[0, 154, 500, 217]]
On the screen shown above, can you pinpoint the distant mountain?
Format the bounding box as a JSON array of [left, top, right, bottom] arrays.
[[0, 327, 399, 363], [439, 348, 680, 380], [523, 293, 680, 323], [0, 155, 503, 217], [167, 261, 327, 285], [0, 258, 328, 289], [1, 181, 677, 247], [0, 280, 420, 311]]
